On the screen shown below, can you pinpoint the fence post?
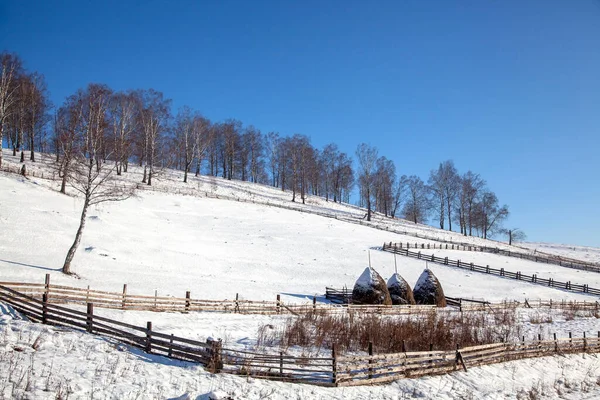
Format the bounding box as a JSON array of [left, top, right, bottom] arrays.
[[402, 340, 406, 352], [584, 332, 587, 352], [418, 252, 421, 259], [554, 333, 557, 352], [235, 293, 240, 313], [44, 273, 50, 298], [146, 321, 152, 353], [86, 303, 94, 333], [185, 291, 191, 312], [122, 284, 127, 309], [279, 351, 284, 376], [331, 344, 337, 385], [368, 342, 373, 379], [500, 268, 504, 276], [569, 332, 572, 351], [168, 334, 174, 357], [444, 257, 448, 265], [486, 265, 489, 273], [42, 293, 48, 324], [313, 296, 317, 311], [208, 338, 223, 373], [276, 294, 281, 314]]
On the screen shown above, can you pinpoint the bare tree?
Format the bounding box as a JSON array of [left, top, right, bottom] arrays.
[[402, 175, 430, 224], [0, 53, 22, 168], [504, 228, 526, 245], [109, 91, 137, 175], [457, 171, 485, 236], [355, 143, 378, 221], [193, 115, 211, 177], [62, 84, 135, 275], [137, 89, 171, 185], [476, 191, 509, 239], [374, 156, 396, 217], [174, 106, 197, 183], [23, 72, 50, 162], [265, 131, 280, 187]]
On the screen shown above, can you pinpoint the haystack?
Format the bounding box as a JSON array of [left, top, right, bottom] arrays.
[[413, 268, 446, 307], [352, 267, 392, 305], [387, 273, 416, 305]]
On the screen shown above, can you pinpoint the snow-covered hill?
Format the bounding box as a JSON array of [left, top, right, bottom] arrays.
[[2, 149, 600, 399]]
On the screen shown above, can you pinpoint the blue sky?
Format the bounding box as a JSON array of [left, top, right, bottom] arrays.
[[1, 1, 599, 247]]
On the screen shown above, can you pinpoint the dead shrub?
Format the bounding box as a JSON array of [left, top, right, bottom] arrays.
[[258, 308, 517, 354]]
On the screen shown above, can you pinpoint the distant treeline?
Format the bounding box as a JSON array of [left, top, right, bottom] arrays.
[[0, 52, 514, 240]]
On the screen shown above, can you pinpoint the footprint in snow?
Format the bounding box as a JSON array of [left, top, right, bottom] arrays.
[[85, 246, 94, 252]]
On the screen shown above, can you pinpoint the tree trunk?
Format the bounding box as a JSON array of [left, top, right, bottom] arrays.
[[0, 122, 3, 168], [63, 197, 90, 274], [60, 172, 68, 194], [30, 135, 35, 162]]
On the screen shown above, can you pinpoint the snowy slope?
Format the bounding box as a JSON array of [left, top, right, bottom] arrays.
[[0, 173, 595, 303], [520, 242, 600, 265], [3, 149, 600, 399]]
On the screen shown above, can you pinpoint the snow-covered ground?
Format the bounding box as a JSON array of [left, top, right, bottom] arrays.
[[0, 172, 595, 303], [2, 310, 600, 400], [520, 242, 600, 265], [2, 149, 600, 399]]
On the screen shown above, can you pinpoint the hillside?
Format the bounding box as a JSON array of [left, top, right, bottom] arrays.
[[2, 150, 600, 399]]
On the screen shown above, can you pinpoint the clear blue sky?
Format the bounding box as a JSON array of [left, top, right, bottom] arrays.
[[1, 1, 599, 247]]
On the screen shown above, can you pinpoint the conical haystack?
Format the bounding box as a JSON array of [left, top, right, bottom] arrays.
[[352, 267, 392, 305], [413, 268, 446, 307], [387, 273, 416, 305]]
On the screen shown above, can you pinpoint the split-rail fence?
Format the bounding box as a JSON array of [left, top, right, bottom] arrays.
[[382, 243, 600, 297], [386, 241, 600, 274], [2, 282, 600, 387]]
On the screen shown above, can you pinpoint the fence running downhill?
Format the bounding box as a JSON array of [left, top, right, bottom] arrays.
[[382, 243, 600, 297], [388, 241, 600, 274]]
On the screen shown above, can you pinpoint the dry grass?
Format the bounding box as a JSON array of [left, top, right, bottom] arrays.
[[257, 308, 518, 353]]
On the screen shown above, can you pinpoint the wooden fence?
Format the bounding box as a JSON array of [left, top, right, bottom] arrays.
[[0, 283, 217, 367], [324, 287, 491, 309], [2, 282, 600, 386], [382, 244, 600, 297], [335, 335, 600, 386], [386, 241, 600, 274], [3, 276, 599, 322]]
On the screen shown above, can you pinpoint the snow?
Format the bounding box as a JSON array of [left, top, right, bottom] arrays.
[[354, 267, 379, 289], [414, 268, 433, 290], [2, 149, 600, 398], [387, 272, 402, 287], [2, 311, 600, 399], [520, 242, 600, 265]]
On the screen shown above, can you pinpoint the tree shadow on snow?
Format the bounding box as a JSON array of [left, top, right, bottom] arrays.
[[0, 258, 61, 272]]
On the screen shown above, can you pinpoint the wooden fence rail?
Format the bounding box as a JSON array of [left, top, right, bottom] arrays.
[[3, 276, 600, 323], [385, 241, 600, 274], [0, 283, 215, 366], [1, 282, 600, 387], [382, 244, 600, 297]]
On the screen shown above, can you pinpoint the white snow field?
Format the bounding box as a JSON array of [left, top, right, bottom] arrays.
[[519, 242, 600, 265], [2, 150, 600, 399]]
